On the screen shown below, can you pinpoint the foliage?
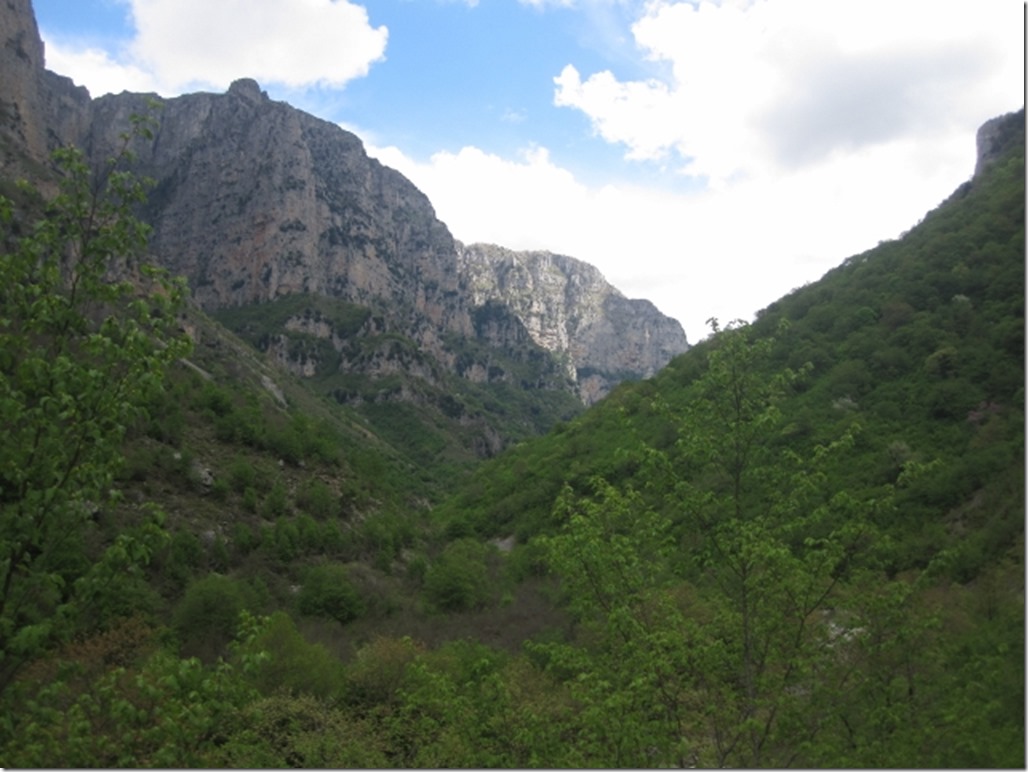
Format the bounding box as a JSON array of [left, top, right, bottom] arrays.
[[0, 92, 1020, 770], [244, 611, 346, 698], [2, 610, 266, 767], [423, 538, 493, 612], [211, 693, 389, 767], [172, 573, 259, 661], [297, 562, 366, 624], [216, 292, 583, 488], [0, 130, 190, 695]]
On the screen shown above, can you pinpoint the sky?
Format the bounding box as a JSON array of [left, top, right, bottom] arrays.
[[33, 0, 1024, 342]]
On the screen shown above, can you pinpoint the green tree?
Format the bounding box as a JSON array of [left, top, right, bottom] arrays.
[[423, 537, 493, 612], [5, 611, 266, 767], [535, 479, 694, 767], [297, 562, 365, 624], [173, 573, 258, 661], [0, 127, 190, 694], [537, 320, 883, 767], [244, 611, 345, 698], [664, 321, 880, 766]]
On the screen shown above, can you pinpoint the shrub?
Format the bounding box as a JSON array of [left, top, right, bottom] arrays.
[[296, 479, 337, 520], [261, 481, 290, 519], [345, 636, 424, 708], [198, 382, 234, 418], [423, 539, 492, 612], [242, 486, 259, 514], [297, 564, 365, 624], [228, 456, 256, 494], [173, 573, 256, 661], [213, 694, 388, 768], [247, 612, 345, 698]]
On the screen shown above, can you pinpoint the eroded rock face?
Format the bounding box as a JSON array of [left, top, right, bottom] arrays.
[[0, 0, 90, 181], [81, 81, 472, 360], [458, 243, 689, 403], [78, 82, 687, 402], [973, 109, 1025, 180], [2, 0, 688, 407]]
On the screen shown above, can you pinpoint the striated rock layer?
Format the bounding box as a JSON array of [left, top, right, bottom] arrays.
[[458, 243, 689, 403], [82, 80, 472, 367]]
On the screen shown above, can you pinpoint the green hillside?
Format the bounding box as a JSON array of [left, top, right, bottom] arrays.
[[416, 110, 1026, 765], [1, 112, 1022, 767], [212, 292, 583, 480], [436, 111, 1025, 579]]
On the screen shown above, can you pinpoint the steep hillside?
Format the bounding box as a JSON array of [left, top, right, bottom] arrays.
[[418, 108, 1024, 767], [1, 0, 1022, 765], [83, 82, 590, 459], [210, 292, 583, 468], [436, 108, 1025, 563], [458, 242, 689, 403], [3, 106, 1020, 767], [1, 0, 688, 452]]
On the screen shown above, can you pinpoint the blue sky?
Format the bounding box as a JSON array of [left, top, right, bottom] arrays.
[[33, 0, 1024, 342]]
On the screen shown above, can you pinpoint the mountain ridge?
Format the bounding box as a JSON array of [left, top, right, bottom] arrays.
[[0, 0, 688, 413], [458, 241, 688, 403]]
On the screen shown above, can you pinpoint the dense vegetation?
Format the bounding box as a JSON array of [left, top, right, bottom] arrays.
[[0, 111, 1022, 767], [213, 288, 584, 480]]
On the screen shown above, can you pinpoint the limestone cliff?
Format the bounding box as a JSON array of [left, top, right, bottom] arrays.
[[2, 0, 688, 419], [458, 243, 688, 403], [973, 108, 1025, 180], [0, 0, 90, 183], [80, 80, 472, 364]]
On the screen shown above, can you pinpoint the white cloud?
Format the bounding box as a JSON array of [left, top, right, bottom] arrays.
[[370, 143, 591, 253], [518, 0, 577, 8], [41, 38, 156, 96], [554, 0, 1024, 185], [131, 0, 387, 93], [39, 0, 1024, 344], [368, 109, 995, 343], [43, 0, 388, 97]]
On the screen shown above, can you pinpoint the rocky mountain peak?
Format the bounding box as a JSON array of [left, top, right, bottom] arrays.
[[6, 0, 687, 421], [1, 0, 90, 177], [458, 242, 689, 404], [974, 108, 1025, 179], [227, 78, 267, 104]]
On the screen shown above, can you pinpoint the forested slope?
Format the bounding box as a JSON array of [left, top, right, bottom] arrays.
[[413, 109, 1026, 766], [1, 109, 1022, 767], [437, 109, 1025, 581]]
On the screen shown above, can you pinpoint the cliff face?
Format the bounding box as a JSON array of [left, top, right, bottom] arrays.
[[0, 0, 90, 182], [2, 0, 689, 416], [458, 243, 690, 403], [79, 84, 688, 401], [973, 109, 1025, 180], [82, 80, 472, 364]]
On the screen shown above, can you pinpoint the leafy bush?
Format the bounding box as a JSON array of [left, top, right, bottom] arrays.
[[261, 481, 291, 519], [296, 479, 338, 520], [423, 539, 493, 612], [173, 573, 257, 660], [227, 456, 256, 494], [213, 693, 388, 768], [345, 635, 424, 708], [297, 563, 365, 624], [247, 612, 345, 698]]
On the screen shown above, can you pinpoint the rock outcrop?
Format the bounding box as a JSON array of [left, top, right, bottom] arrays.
[[458, 243, 689, 403], [0, 0, 90, 182], [77, 84, 688, 401], [79, 80, 471, 367], [973, 109, 1025, 180], [2, 0, 688, 414]]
